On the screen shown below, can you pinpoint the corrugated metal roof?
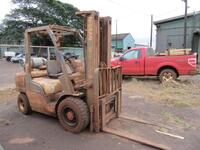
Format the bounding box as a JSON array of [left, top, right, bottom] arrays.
[[154, 11, 200, 25], [112, 33, 129, 40]]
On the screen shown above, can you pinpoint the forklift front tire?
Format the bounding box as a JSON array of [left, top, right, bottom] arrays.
[[17, 93, 32, 115], [57, 97, 89, 133]]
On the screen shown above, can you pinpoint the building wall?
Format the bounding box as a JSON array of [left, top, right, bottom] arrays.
[[112, 33, 135, 50], [155, 13, 200, 52], [123, 34, 135, 50], [112, 40, 123, 50]]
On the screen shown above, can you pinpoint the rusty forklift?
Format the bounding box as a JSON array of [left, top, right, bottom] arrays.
[[15, 11, 170, 150], [16, 11, 122, 133]]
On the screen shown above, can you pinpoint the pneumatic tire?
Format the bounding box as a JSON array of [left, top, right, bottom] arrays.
[[17, 93, 32, 115], [159, 69, 177, 82], [57, 97, 89, 133]]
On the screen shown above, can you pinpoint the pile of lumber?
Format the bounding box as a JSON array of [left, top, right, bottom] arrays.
[[158, 48, 192, 56]]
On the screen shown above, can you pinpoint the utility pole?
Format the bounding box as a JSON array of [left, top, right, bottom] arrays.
[[150, 14, 153, 47], [115, 20, 118, 50], [182, 0, 188, 48]]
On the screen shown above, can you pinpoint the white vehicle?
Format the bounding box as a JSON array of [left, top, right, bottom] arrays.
[[11, 53, 25, 63], [4, 51, 16, 61]]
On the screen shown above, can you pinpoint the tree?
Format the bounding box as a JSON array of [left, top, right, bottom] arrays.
[[0, 0, 83, 44]]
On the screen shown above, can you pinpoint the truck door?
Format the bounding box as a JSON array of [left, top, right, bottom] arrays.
[[120, 49, 143, 75]]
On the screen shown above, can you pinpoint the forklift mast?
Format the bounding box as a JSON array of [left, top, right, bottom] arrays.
[[77, 11, 122, 132]]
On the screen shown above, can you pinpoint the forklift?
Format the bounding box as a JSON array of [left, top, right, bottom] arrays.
[[15, 11, 122, 133], [15, 10, 169, 150]]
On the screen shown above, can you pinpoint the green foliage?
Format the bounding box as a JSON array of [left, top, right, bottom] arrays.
[[0, 0, 83, 44]]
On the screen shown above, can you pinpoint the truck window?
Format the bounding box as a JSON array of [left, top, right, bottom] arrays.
[[123, 50, 140, 60], [147, 48, 154, 56]]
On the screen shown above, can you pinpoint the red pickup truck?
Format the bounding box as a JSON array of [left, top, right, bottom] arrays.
[[111, 47, 197, 81]]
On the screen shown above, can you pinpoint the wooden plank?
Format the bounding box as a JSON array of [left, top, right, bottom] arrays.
[[155, 130, 184, 140], [103, 127, 171, 150], [167, 49, 191, 56]]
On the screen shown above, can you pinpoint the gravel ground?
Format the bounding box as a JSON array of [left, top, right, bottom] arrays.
[[1, 60, 200, 150], [0, 97, 152, 150]]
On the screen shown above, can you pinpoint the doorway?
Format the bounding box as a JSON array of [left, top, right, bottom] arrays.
[[192, 32, 200, 64]]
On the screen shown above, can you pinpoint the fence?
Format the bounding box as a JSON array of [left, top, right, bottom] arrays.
[[0, 44, 84, 59]]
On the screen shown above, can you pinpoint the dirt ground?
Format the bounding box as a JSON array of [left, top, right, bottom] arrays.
[[0, 60, 22, 90], [121, 78, 200, 150], [0, 60, 200, 150], [123, 76, 200, 107]]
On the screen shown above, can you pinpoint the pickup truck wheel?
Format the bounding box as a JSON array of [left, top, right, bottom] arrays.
[[57, 97, 89, 133], [17, 93, 32, 115], [159, 69, 177, 82]]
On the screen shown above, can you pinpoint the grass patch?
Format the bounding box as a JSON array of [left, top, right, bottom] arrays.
[[123, 78, 200, 107], [162, 112, 189, 128], [163, 112, 184, 125]]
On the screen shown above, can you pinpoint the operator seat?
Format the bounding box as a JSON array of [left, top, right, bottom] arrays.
[[47, 60, 74, 78], [31, 58, 63, 95], [47, 60, 62, 78]]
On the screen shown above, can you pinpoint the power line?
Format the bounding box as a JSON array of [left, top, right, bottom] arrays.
[[156, 8, 183, 17]]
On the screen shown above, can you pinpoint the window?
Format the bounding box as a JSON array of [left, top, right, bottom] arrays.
[[123, 50, 140, 60], [147, 48, 154, 56]]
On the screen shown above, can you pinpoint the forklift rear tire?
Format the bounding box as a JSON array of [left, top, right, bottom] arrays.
[[17, 93, 32, 115], [57, 97, 89, 133]]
